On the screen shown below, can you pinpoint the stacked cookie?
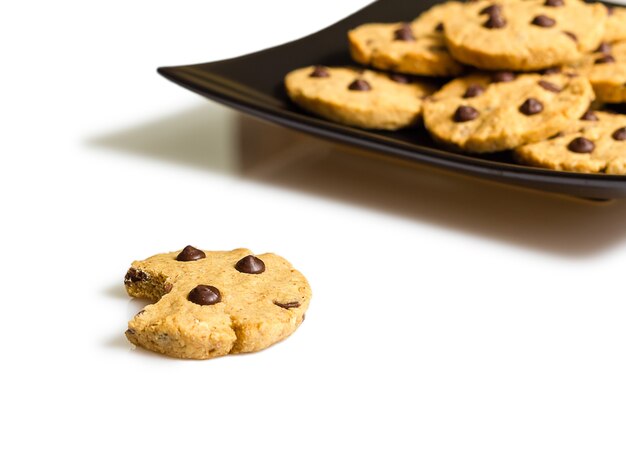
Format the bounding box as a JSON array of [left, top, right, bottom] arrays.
[[284, 0, 626, 174]]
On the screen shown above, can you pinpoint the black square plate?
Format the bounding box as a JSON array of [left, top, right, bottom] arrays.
[[158, 0, 626, 199]]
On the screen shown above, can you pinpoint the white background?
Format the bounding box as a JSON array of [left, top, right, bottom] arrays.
[[2, 1, 626, 449]]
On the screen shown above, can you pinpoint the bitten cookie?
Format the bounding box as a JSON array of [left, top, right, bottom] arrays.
[[422, 71, 594, 152], [515, 111, 626, 173], [605, 6, 626, 43], [443, 0, 607, 71], [576, 40, 626, 103], [348, 2, 464, 77], [124, 247, 311, 359], [284, 66, 436, 130]]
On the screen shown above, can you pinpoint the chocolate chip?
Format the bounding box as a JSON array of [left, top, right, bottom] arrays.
[[274, 301, 301, 309], [394, 23, 415, 41], [389, 73, 411, 84], [435, 22, 444, 32], [519, 98, 543, 115], [538, 80, 562, 92], [348, 79, 371, 91], [491, 71, 515, 82], [613, 127, 626, 141], [479, 4, 501, 15], [453, 105, 479, 122], [164, 282, 173, 293], [542, 67, 561, 75], [463, 84, 486, 98], [568, 137, 595, 153], [550, 131, 564, 139], [124, 268, 148, 285], [125, 328, 136, 335], [544, 0, 564, 5], [235, 255, 266, 274], [188, 285, 221, 306], [563, 31, 577, 42], [309, 65, 330, 78], [532, 15, 556, 27], [595, 54, 616, 64], [580, 109, 599, 121], [608, 6, 615, 16], [176, 245, 206, 262], [484, 13, 506, 29], [596, 42, 612, 54]]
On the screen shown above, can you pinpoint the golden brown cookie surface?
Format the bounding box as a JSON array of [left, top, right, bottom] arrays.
[[515, 111, 626, 173], [443, 0, 607, 71], [124, 247, 311, 359], [423, 71, 594, 152], [604, 6, 626, 43], [575, 40, 626, 103], [285, 66, 436, 130], [348, 2, 464, 76]]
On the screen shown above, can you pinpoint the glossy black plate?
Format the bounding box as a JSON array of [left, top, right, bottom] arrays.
[[158, 0, 626, 199]]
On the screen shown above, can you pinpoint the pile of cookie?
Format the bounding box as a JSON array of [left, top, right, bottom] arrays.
[[284, 0, 626, 174]]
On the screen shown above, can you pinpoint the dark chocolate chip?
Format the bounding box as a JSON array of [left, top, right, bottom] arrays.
[[532, 15, 556, 27], [613, 127, 626, 141], [595, 54, 616, 64], [563, 31, 578, 42], [309, 65, 330, 78], [274, 301, 301, 309], [542, 67, 561, 75], [479, 4, 501, 15], [608, 6, 615, 16], [596, 42, 612, 54], [568, 137, 595, 153], [389, 73, 411, 84], [484, 13, 507, 29], [125, 328, 136, 335], [453, 105, 479, 122], [348, 79, 372, 91], [491, 71, 516, 82], [188, 285, 221, 306], [538, 80, 562, 92], [435, 22, 444, 32], [519, 98, 543, 115], [394, 23, 415, 41], [580, 109, 599, 121], [176, 245, 206, 262], [463, 84, 486, 98], [235, 255, 266, 274], [544, 0, 564, 6], [124, 268, 148, 285], [550, 131, 564, 140]]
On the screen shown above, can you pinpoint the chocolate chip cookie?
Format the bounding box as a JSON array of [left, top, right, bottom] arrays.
[[284, 66, 436, 129], [443, 0, 607, 71], [348, 2, 464, 77], [124, 247, 311, 359], [423, 71, 594, 152], [515, 111, 626, 173], [577, 40, 626, 103]]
